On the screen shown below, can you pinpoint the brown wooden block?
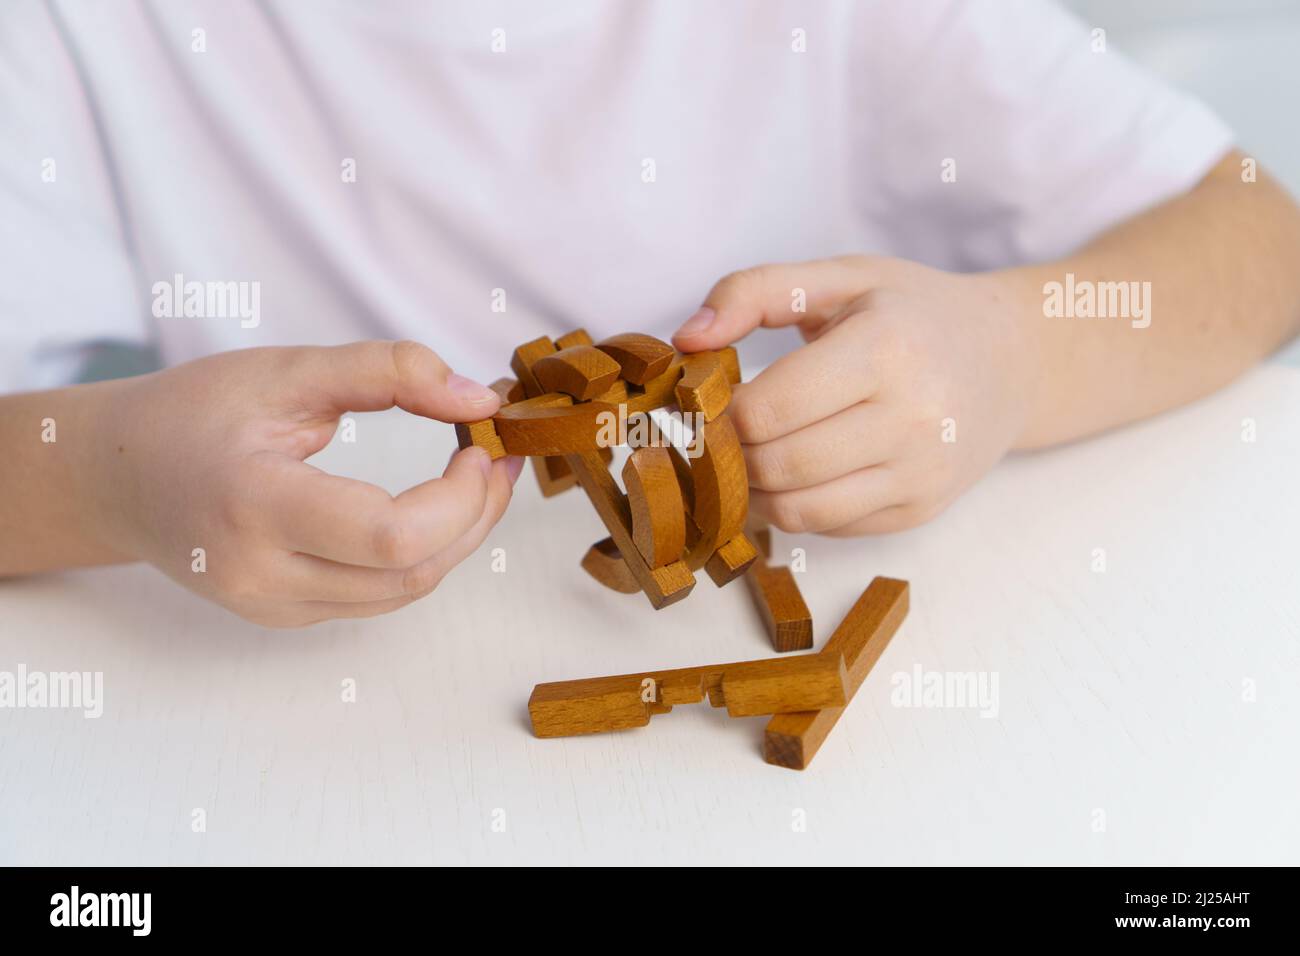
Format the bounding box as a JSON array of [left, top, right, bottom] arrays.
[[534, 345, 622, 402], [528, 652, 849, 737], [716, 346, 742, 385], [510, 336, 580, 492], [720, 655, 847, 717], [764, 577, 909, 770], [488, 376, 524, 405], [565, 450, 695, 610], [624, 355, 687, 415], [454, 419, 507, 460], [494, 397, 620, 456], [744, 563, 813, 652], [622, 447, 687, 569], [580, 537, 641, 594], [675, 353, 731, 422], [532, 456, 578, 497], [685, 414, 748, 568], [704, 532, 758, 587], [554, 328, 594, 350], [595, 332, 675, 385]]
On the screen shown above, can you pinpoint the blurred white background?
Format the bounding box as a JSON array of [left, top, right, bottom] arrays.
[[1065, 0, 1300, 194]]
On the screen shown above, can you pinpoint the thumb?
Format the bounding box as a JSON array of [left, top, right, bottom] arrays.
[[300, 340, 501, 422], [672, 257, 874, 351]]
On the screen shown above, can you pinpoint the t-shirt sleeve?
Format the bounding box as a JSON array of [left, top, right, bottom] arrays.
[[0, 2, 149, 393], [851, 0, 1236, 270]]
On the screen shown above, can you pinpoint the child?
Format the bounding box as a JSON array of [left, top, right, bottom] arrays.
[[3, 1, 1298, 625]]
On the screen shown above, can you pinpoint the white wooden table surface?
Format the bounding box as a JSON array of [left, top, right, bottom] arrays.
[[2, 363, 1298, 866]]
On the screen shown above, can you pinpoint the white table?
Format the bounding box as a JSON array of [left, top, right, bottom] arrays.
[[2, 364, 1297, 865]]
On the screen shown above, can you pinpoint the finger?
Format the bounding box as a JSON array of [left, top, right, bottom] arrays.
[[822, 505, 929, 536], [405, 451, 519, 584], [672, 257, 873, 351], [263, 445, 494, 568], [293, 340, 501, 422], [728, 320, 880, 444], [276, 454, 521, 602], [750, 465, 901, 534], [287, 585, 439, 626], [743, 402, 899, 492]]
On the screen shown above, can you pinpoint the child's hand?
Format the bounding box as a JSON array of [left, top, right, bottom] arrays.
[[673, 257, 1038, 535], [87, 341, 521, 626]]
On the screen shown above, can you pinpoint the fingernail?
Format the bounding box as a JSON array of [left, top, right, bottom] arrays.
[[676, 306, 716, 338], [447, 373, 499, 405], [505, 455, 525, 483]]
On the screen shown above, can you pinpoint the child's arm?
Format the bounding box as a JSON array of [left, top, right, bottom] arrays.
[[672, 151, 1300, 536], [0, 341, 522, 626]]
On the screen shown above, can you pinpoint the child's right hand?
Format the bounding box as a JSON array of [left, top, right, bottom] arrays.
[[84, 341, 522, 627]]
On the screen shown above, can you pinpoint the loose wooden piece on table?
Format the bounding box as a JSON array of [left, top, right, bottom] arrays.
[[763, 577, 909, 770], [529, 653, 850, 738]]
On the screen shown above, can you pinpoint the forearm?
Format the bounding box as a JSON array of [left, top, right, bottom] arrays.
[[1002, 151, 1300, 449], [0, 379, 135, 575]]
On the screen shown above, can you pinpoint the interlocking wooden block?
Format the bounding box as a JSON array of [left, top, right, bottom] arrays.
[[684, 413, 748, 568], [454, 419, 507, 460], [488, 376, 525, 404], [764, 577, 909, 770], [554, 328, 594, 350], [565, 449, 695, 610], [704, 532, 759, 587], [529, 652, 849, 737], [534, 345, 623, 401], [623, 447, 687, 569], [580, 537, 641, 594], [595, 333, 675, 385], [494, 396, 620, 456], [675, 353, 731, 423], [744, 564, 813, 652]]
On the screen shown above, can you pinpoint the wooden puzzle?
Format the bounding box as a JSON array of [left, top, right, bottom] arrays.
[[456, 330, 909, 768]]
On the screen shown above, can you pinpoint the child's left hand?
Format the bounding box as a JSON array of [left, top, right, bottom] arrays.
[[673, 256, 1039, 535]]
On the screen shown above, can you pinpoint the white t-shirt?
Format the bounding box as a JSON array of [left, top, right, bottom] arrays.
[[0, 0, 1233, 391]]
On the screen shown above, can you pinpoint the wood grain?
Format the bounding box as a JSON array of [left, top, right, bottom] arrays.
[[685, 414, 748, 568], [595, 332, 675, 385], [453, 419, 507, 460], [623, 447, 687, 569], [764, 577, 909, 770], [510, 335, 579, 495], [529, 652, 849, 737], [744, 563, 813, 652], [675, 353, 731, 422], [703, 532, 759, 587], [494, 396, 620, 456], [534, 345, 622, 401], [580, 537, 641, 594], [565, 450, 696, 609]]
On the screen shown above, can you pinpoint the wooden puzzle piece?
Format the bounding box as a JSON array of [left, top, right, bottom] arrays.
[[594, 332, 675, 385], [509, 336, 580, 496], [675, 353, 731, 423], [745, 563, 813, 652], [565, 449, 695, 609], [763, 577, 909, 770], [534, 345, 623, 401], [684, 413, 748, 568], [493, 397, 621, 456], [703, 532, 759, 587], [529, 652, 850, 737], [554, 328, 594, 350], [453, 419, 506, 461], [580, 537, 641, 594], [622, 447, 687, 569], [742, 517, 812, 652]]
